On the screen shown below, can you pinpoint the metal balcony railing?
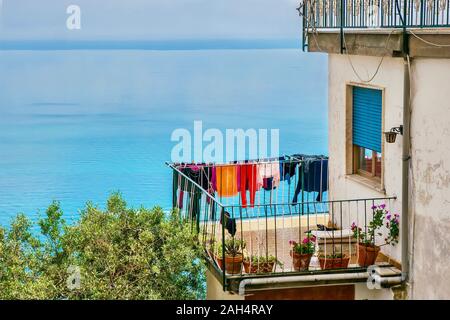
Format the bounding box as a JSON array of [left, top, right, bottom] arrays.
[[167, 157, 399, 292], [300, 0, 450, 50]]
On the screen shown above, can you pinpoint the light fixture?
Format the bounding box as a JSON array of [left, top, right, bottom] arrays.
[[384, 125, 403, 143]]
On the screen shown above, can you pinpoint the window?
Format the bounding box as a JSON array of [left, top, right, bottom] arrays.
[[352, 86, 383, 181]]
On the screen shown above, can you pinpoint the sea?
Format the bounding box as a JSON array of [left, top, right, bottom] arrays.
[[0, 40, 328, 226]]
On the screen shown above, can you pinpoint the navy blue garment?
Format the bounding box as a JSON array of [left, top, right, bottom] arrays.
[[221, 210, 237, 237], [292, 158, 328, 203], [279, 156, 297, 184]]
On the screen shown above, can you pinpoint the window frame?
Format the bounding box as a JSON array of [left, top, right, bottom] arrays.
[[353, 145, 381, 181], [345, 83, 385, 190]]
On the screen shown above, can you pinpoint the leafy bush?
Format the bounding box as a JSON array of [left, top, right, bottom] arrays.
[[0, 193, 206, 300]]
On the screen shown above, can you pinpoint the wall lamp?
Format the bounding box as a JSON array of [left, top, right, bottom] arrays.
[[384, 125, 403, 143]]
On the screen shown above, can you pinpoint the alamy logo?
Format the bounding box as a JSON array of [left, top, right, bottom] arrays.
[[66, 5, 81, 30], [66, 266, 81, 290], [366, 265, 382, 290], [171, 121, 280, 163]]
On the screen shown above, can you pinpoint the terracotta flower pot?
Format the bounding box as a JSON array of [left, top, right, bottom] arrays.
[[215, 255, 224, 270], [224, 254, 243, 274], [357, 244, 380, 267], [319, 255, 350, 270], [243, 260, 275, 274], [290, 251, 312, 271]]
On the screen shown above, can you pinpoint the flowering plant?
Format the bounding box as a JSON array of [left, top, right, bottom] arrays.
[[290, 233, 316, 255], [351, 204, 400, 247]]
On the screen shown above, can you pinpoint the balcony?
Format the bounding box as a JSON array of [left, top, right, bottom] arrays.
[[300, 0, 450, 58], [167, 156, 403, 296]]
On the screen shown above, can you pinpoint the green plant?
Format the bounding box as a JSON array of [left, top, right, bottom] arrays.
[[223, 238, 246, 257], [245, 255, 283, 268], [319, 252, 345, 259], [290, 232, 316, 255], [0, 192, 206, 300], [385, 213, 400, 245], [351, 204, 400, 247], [317, 246, 344, 259]]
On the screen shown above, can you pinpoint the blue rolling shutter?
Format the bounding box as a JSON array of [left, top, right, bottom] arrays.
[[352, 87, 382, 153]]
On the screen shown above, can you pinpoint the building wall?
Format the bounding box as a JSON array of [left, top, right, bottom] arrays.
[[206, 270, 244, 300], [328, 53, 404, 265], [408, 58, 450, 299], [328, 53, 450, 299]]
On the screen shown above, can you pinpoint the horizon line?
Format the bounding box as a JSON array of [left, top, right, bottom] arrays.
[[0, 38, 301, 51]]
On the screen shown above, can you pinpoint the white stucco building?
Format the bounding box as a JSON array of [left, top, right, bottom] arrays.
[[305, 0, 450, 299], [174, 1, 450, 300]]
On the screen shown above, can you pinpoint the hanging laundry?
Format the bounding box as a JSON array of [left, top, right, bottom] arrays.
[[221, 210, 237, 237], [181, 165, 212, 190], [293, 158, 328, 203], [258, 161, 280, 189], [279, 157, 297, 183], [171, 168, 202, 232], [238, 163, 259, 208], [215, 165, 238, 197], [263, 177, 276, 191]]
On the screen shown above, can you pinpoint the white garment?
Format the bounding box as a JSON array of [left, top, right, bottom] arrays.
[[257, 162, 280, 189]]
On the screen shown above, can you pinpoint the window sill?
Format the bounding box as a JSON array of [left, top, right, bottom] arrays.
[[345, 174, 385, 195]]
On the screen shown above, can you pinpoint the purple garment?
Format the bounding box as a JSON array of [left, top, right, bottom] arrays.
[[211, 167, 217, 191]]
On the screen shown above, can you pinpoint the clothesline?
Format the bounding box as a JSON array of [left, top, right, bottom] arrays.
[[169, 154, 329, 214], [171, 154, 328, 168]]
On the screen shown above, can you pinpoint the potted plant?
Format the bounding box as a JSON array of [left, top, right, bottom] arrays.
[[289, 233, 316, 271], [351, 204, 400, 267], [223, 238, 246, 274], [243, 255, 283, 274], [211, 241, 224, 270], [318, 248, 350, 270]]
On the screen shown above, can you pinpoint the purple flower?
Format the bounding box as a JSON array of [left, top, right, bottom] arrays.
[[380, 204, 386, 209], [386, 214, 392, 221], [371, 205, 377, 210]]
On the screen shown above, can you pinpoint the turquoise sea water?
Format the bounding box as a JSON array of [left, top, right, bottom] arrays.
[[0, 45, 327, 226]]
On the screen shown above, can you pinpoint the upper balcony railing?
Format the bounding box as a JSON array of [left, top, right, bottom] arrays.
[[167, 156, 400, 293], [301, 0, 450, 30], [300, 0, 450, 50]]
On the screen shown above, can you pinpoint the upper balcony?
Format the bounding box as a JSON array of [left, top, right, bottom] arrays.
[[167, 156, 403, 297], [300, 0, 450, 58]]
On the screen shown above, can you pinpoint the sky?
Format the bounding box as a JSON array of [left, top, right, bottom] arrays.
[[0, 0, 302, 41]]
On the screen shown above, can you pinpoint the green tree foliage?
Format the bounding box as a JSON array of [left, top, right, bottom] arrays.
[[0, 193, 206, 300]]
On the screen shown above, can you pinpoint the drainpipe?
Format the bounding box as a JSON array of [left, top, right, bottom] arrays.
[[238, 272, 369, 296], [401, 54, 411, 281], [372, 274, 404, 287], [238, 272, 404, 296], [399, 0, 411, 283], [340, 0, 344, 54]]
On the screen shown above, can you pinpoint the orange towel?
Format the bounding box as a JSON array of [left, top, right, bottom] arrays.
[[215, 165, 238, 197]]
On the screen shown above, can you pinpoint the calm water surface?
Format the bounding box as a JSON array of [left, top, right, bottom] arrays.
[[0, 47, 327, 226]]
